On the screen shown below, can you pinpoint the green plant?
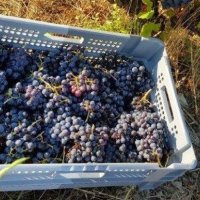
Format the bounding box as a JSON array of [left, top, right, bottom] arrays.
[[73, 3, 132, 34], [138, 0, 154, 19], [140, 22, 160, 37], [99, 4, 133, 34], [0, 157, 29, 178], [133, 0, 161, 37]]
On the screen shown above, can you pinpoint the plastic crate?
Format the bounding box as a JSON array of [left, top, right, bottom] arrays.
[[0, 15, 196, 191]]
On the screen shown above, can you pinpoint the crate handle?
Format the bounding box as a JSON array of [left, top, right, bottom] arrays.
[[59, 172, 105, 179], [160, 86, 174, 123], [44, 32, 84, 44]]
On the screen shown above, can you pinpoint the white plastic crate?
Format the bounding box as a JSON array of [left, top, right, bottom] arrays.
[[0, 15, 196, 191]]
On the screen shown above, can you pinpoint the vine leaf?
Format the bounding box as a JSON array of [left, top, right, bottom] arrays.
[[138, 10, 154, 20], [140, 23, 160, 37], [142, 0, 153, 10]]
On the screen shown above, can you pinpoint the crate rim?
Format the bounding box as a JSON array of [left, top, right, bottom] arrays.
[[0, 14, 165, 48]]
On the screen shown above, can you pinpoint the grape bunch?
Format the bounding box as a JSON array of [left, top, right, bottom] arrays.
[[110, 110, 168, 163], [5, 79, 47, 110], [114, 63, 153, 96], [79, 91, 103, 123], [100, 90, 124, 120], [3, 85, 25, 108], [66, 68, 99, 97], [3, 48, 34, 80], [24, 80, 47, 109], [0, 43, 170, 165], [48, 116, 85, 145], [0, 109, 39, 162], [92, 53, 153, 96], [66, 125, 109, 163], [43, 95, 72, 125]]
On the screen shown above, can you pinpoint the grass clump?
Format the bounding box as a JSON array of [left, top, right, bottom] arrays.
[[0, 0, 132, 34]]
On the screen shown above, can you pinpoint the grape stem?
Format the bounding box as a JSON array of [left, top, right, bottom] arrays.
[[36, 58, 44, 72], [91, 124, 95, 134], [38, 76, 62, 95], [31, 119, 42, 127], [85, 111, 90, 123], [71, 74, 95, 88], [4, 97, 19, 105], [139, 89, 152, 105], [35, 131, 44, 141], [94, 65, 117, 80], [83, 100, 93, 122], [151, 149, 169, 168]]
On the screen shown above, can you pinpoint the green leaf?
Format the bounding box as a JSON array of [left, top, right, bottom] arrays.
[[197, 22, 200, 30], [0, 157, 29, 178], [140, 23, 160, 37], [142, 0, 153, 11], [138, 10, 154, 20]]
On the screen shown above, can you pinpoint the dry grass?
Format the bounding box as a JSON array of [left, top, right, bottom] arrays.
[[0, 0, 200, 200], [163, 1, 200, 151], [162, 6, 200, 198], [0, 0, 132, 33], [0, 0, 110, 24], [165, 28, 200, 147], [166, 28, 200, 110]]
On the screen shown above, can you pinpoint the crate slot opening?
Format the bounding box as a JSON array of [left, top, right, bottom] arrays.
[[160, 86, 174, 123], [44, 32, 84, 44]]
